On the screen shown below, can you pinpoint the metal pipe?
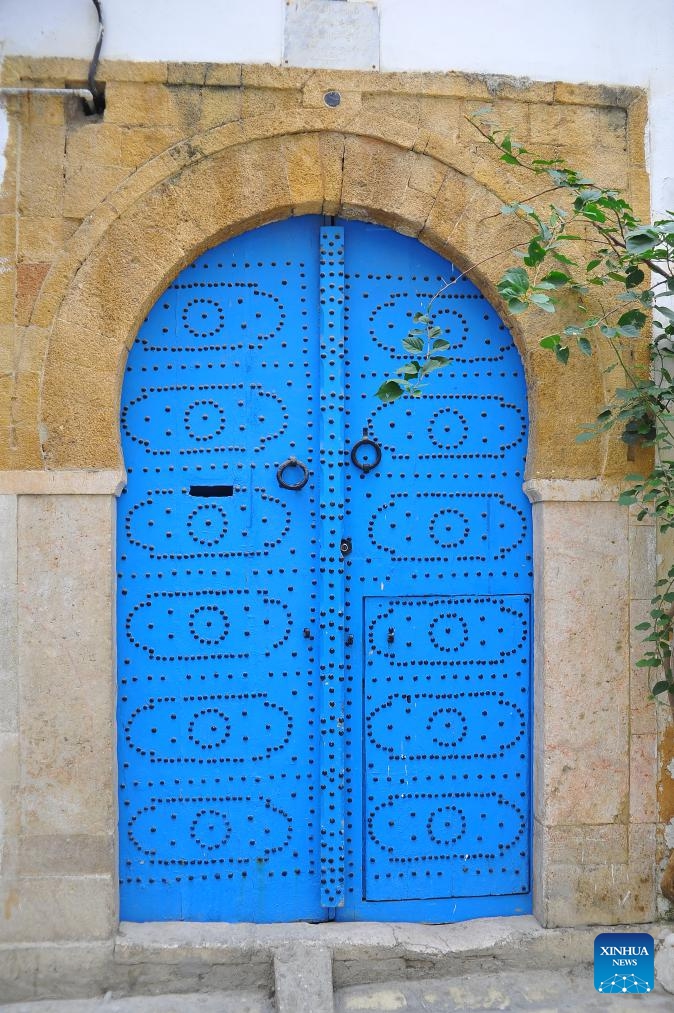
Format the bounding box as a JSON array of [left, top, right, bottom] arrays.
[[0, 1, 105, 113], [0, 87, 95, 99]]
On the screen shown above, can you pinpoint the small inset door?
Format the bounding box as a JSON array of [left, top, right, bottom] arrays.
[[117, 216, 532, 922]]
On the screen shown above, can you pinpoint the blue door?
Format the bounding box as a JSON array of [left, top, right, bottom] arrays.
[[117, 217, 532, 923]]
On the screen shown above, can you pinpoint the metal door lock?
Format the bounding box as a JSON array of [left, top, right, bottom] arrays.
[[340, 537, 352, 558]]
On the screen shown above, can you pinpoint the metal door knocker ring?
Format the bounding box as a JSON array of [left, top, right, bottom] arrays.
[[350, 435, 382, 474], [276, 456, 309, 491]]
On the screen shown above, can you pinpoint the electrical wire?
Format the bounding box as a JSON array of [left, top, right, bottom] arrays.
[[87, 0, 105, 114]]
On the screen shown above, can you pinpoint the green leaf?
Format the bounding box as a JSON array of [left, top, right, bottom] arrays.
[[551, 251, 577, 266], [541, 271, 571, 288], [617, 308, 647, 332], [540, 334, 561, 350], [626, 267, 645, 288], [375, 380, 404, 403], [652, 681, 673, 695], [428, 326, 442, 338], [523, 239, 546, 267], [554, 344, 570, 365], [396, 363, 420, 377], [625, 227, 660, 254], [402, 335, 424, 353], [578, 337, 592, 355], [413, 312, 430, 323], [530, 292, 556, 313], [500, 153, 520, 165], [586, 258, 602, 272], [432, 338, 451, 351], [635, 622, 651, 630], [420, 357, 450, 376], [498, 267, 530, 295], [581, 206, 607, 223], [576, 188, 603, 205], [636, 657, 662, 667]]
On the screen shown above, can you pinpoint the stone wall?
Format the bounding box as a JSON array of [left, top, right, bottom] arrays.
[[0, 57, 669, 959]]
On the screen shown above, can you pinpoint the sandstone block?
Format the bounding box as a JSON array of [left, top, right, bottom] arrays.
[[629, 522, 657, 600], [541, 859, 655, 927], [119, 127, 183, 167], [630, 599, 658, 737], [105, 82, 172, 127], [98, 59, 168, 83], [18, 217, 65, 261], [15, 263, 50, 326], [63, 164, 129, 219], [0, 874, 116, 943], [198, 88, 242, 131], [65, 122, 123, 167], [535, 819, 629, 866], [532, 501, 630, 825], [630, 734, 658, 823], [17, 494, 116, 838]]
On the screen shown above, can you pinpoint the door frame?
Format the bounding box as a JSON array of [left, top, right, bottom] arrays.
[[3, 117, 655, 935]]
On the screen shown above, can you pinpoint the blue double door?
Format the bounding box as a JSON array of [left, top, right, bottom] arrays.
[[117, 217, 532, 923]]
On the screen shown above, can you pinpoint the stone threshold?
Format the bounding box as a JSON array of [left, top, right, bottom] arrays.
[[114, 916, 662, 987], [114, 918, 674, 1012], [2, 918, 671, 1007]]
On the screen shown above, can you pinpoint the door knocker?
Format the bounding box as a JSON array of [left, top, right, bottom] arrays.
[[350, 430, 382, 474], [276, 456, 310, 491]]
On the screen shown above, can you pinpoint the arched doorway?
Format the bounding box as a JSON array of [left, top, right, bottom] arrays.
[[116, 216, 532, 922]]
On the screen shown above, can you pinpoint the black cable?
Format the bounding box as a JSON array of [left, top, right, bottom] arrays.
[[86, 0, 105, 114]]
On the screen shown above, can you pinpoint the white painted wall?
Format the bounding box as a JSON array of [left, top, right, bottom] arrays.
[[0, 0, 285, 64], [0, 0, 672, 212]]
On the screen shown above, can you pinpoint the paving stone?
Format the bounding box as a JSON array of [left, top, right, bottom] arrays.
[[273, 945, 334, 1013], [0, 991, 273, 1013], [334, 968, 674, 1012]]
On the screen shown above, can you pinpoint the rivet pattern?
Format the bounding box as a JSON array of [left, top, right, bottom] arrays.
[[117, 216, 532, 924], [117, 218, 322, 922], [318, 228, 346, 908], [341, 221, 532, 912]]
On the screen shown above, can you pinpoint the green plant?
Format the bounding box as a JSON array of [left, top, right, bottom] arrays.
[[375, 285, 453, 402], [376, 112, 674, 708]]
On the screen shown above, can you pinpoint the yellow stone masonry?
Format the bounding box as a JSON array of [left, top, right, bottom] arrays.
[[0, 57, 649, 479]]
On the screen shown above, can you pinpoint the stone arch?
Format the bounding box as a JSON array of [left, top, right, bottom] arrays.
[[38, 125, 609, 477]]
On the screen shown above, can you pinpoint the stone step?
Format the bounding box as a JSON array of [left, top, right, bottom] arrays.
[[1, 918, 672, 1008], [335, 969, 674, 1011], [0, 992, 273, 1013], [3, 968, 673, 1013]]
